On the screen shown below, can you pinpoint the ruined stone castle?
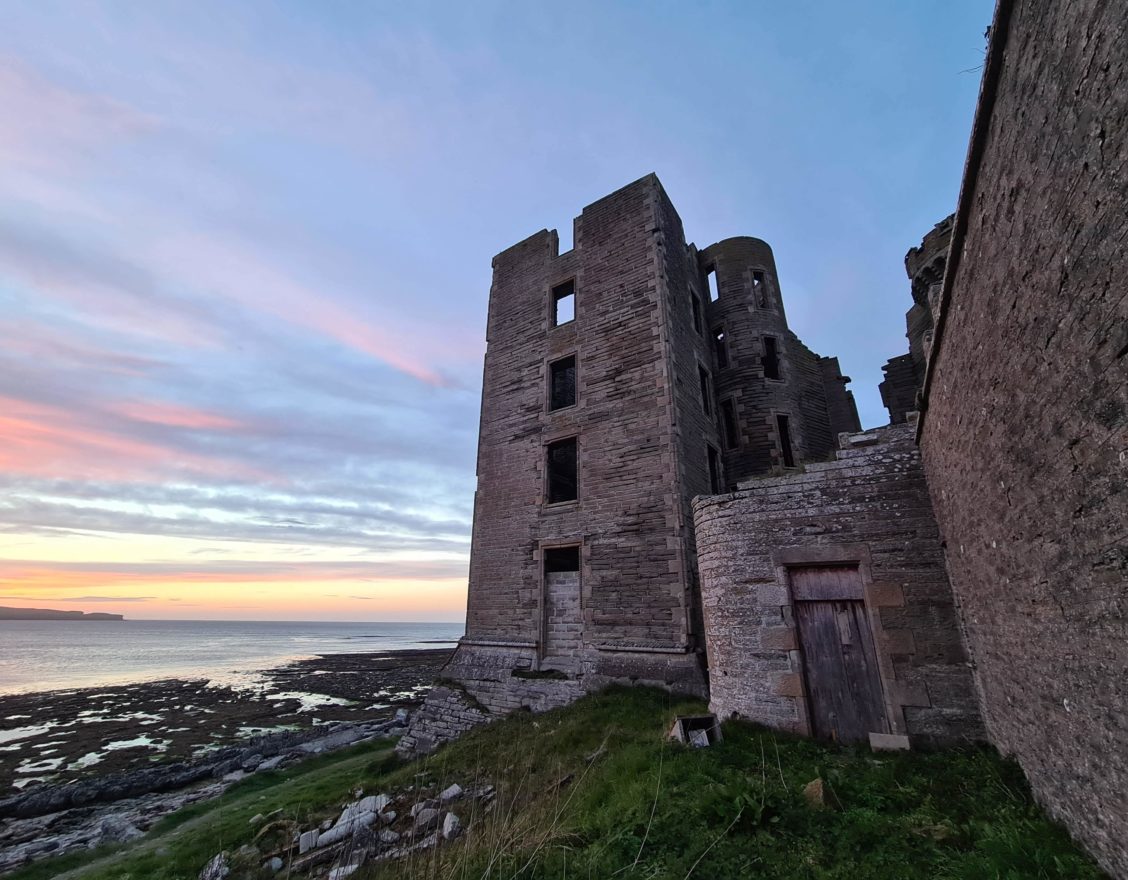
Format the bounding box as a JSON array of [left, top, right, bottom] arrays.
[[402, 0, 1127, 875]]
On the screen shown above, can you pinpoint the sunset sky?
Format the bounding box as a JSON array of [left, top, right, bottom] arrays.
[[0, 1, 991, 621]]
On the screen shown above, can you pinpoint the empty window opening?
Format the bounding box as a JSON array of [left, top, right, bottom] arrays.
[[549, 355, 576, 410], [752, 270, 768, 307], [706, 267, 720, 302], [762, 335, 780, 380], [698, 365, 712, 416], [713, 326, 728, 369], [552, 280, 575, 326], [544, 546, 580, 573], [690, 290, 703, 333], [707, 444, 722, 494], [776, 414, 796, 468], [721, 399, 740, 449], [546, 437, 578, 503]]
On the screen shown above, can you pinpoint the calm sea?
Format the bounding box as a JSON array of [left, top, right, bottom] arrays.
[[0, 620, 464, 696]]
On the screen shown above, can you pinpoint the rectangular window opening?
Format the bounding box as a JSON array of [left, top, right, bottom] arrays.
[[721, 399, 740, 449], [712, 326, 728, 369], [752, 270, 768, 307], [690, 290, 703, 333], [763, 335, 780, 380], [776, 414, 796, 468], [549, 355, 576, 410], [706, 267, 720, 302], [546, 437, 578, 503], [707, 445, 722, 494], [698, 365, 712, 416], [544, 546, 580, 573], [552, 280, 575, 326]]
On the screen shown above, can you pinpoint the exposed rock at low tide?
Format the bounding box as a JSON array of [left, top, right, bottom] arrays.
[[0, 718, 403, 874]]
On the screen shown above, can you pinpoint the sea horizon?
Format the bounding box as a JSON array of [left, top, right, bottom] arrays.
[[0, 619, 465, 697]]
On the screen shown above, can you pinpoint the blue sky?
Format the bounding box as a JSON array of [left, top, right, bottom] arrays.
[[0, 1, 992, 620]]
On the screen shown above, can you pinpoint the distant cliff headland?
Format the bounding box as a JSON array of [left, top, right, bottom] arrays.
[[0, 606, 124, 621]]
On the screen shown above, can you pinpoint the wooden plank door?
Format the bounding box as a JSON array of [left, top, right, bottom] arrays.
[[790, 566, 888, 745]]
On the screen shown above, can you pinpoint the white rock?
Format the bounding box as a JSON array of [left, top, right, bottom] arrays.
[[335, 805, 357, 826], [198, 852, 230, 880], [442, 812, 462, 840], [317, 811, 377, 847], [413, 808, 440, 832], [372, 793, 393, 812], [378, 829, 400, 844], [298, 829, 319, 854], [263, 856, 284, 872], [298, 728, 364, 754], [439, 783, 463, 803], [257, 756, 284, 771], [410, 799, 437, 818], [379, 810, 397, 825]]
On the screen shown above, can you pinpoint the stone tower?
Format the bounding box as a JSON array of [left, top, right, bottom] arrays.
[[699, 236, 859, 483], [423, 173, 859, 730], [879, 215, 953, 424]]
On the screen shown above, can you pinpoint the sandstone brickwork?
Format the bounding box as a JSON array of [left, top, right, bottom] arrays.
[[879, 215, 953, 424], [394, 686, 490, 758], [699, 237, 860, 484], [409, 175, 860, 752], [916, 0, 1128, 873], [693, 422, 983, 744]]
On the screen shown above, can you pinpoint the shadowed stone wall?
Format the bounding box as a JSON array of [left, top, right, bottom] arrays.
[[401, 175, 860, 753], [455, 174, 713, 713], [917, 0, 1128, 873], [693, 422, 983, 745], [698, 238, 859, 484]]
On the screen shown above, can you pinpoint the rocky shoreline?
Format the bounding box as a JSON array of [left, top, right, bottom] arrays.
[[0, 648, 452, 874]]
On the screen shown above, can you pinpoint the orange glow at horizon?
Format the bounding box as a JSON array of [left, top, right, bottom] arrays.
[[0, 570, 467, 621]]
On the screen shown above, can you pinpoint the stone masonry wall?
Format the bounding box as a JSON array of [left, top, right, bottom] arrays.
[[449, 174, 860, 751], [543, 571, 582, 663], [395, 686, 490, 758], [463, 174, 707, 700], [818, 356, 862, 438], [698, 237, 857, 483], [918, 0, 1128, 872], [653, 191, 722, 656], [693, 422, 984, 745]]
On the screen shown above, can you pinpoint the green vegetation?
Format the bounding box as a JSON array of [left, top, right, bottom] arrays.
[[10, 688, 1103, 880], [4, 742, 399, 880]]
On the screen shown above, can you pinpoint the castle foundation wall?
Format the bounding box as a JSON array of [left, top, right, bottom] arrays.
[[693, 423, 984, 745], [916, 0, 1128, 871]]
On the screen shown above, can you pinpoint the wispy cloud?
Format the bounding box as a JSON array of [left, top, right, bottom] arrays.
[[0, 1, 985, 622], [0, 59, 158, 171]]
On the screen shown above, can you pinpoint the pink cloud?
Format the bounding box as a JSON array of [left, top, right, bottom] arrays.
[[109, 400, 248, 432], [0, 320, 165, 376], [0, 59, 157, 173], [0, 395, 269, 482], [146, 232, 466, 387]]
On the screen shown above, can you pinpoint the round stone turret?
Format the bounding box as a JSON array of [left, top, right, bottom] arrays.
[[699, 236, 837, 482]]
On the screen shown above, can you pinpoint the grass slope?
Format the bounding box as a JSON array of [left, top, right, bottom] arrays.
[[9, 687, 1103, 880]]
